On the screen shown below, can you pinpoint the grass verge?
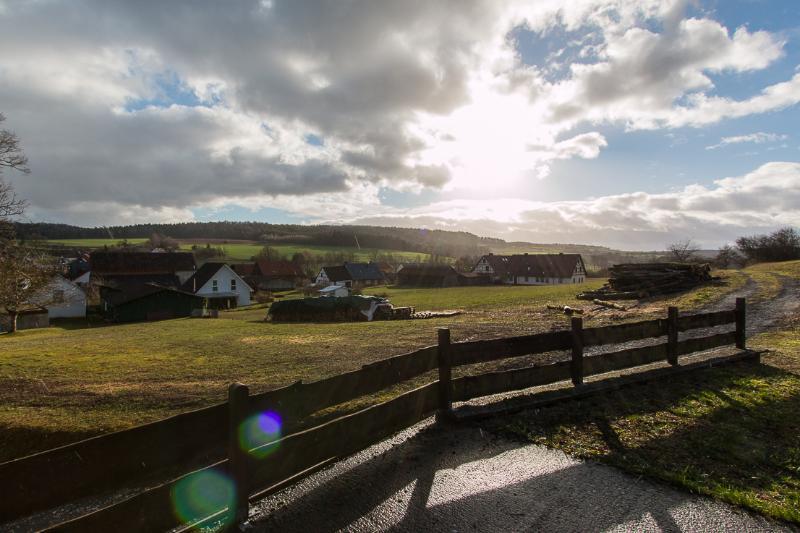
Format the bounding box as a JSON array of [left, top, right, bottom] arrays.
[[485, 324, 800, 523]]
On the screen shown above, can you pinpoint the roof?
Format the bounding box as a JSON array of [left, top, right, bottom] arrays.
[[321, 265, 351, 282], [319, 285, 350, 293], [343, 262, 385, 281], [96, 274, 181, 289], [230, 263, 257, 276], [479, 253, 583, 278], [181, 262, 250, 293], [90, 252, 196, 275], [398, 264, 458, 276], [104, 283, 201, 307], [255, 259, 305, 278]]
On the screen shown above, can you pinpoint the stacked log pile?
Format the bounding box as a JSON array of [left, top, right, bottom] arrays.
[[577, 262, 713, 300]]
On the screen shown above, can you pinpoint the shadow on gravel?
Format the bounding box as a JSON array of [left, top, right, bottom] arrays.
[[250, 421, 732, 532], [489, 359, 800, 524]]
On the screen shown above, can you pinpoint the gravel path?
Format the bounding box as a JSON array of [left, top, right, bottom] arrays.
[[247, 420, 791, 532]]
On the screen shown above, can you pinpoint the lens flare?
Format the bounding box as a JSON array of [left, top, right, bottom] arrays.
[[171, 468, 235, 529], [239, 411, 282, 458]]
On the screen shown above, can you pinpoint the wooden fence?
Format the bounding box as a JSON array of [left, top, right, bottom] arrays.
[[0, 299, 748, 531]]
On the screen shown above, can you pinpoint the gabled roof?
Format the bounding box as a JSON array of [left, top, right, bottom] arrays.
[[255, 259, 305, 278], [104, 283, 201, 307], [90, 252, 196, 275], [182, 262, 251, 293], [344, 262, 385, 281], [230, 263, 257, 277], [321, 265, 351, 282], [479, 253, 583, 278], [96, 274, 181, 289]]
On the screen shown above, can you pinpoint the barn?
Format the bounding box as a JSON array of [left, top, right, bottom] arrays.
[[397, 264, 460, 287], [99, 283, 205, 323]]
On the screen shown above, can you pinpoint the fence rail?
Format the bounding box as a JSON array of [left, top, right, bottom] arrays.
[[0, 298, 748, 531]]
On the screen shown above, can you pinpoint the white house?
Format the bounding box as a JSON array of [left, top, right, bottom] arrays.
[[182, 262, 253, 308], [34, 276, 87, 319], [473, 253, 587, 285]]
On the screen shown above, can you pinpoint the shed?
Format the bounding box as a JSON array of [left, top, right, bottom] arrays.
[[0, 306, 49, 332], [100, 283, 205, 323]]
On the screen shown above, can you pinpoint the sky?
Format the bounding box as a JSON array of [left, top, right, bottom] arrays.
[[1, 0, 799, 250]]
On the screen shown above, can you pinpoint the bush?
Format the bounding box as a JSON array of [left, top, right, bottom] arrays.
[[736, 227, 800, 263]]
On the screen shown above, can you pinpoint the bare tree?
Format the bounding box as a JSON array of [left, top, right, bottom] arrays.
[[0, 245, 57, 333], [668, 239, 699, 263], [1, 113, 30, 238], [714, 244, 744, 269]]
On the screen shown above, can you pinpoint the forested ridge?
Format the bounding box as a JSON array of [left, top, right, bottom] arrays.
[[14, 221, 506, 257]]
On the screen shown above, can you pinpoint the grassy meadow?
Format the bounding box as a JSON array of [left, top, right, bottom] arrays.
[[0, 262, 789, 467]]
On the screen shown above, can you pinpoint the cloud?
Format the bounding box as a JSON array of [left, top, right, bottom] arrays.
[[705, 132, 789, 150], [345, 162, 800, 249], [0, 0, 797, 241]]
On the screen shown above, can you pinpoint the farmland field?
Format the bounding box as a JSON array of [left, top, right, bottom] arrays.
[[44, 238, 433, 262]]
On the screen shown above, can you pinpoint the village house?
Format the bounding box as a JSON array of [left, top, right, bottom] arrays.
[[182, 262, 252, 309], [314, 262, 385, 288], [473, 253, 587, 285], [232, 259, 306, 291], [36, 275, 87, 319]]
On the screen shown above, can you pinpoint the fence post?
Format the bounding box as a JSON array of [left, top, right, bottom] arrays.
[[437, 328, 453, 421], [570, 317, 583, 386], [667, 306, 679, 366], [228, 382, 250, 528], [735, 297, 747, 350]]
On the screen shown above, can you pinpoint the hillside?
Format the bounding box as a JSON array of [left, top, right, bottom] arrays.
[[13, 221, 656, 264]]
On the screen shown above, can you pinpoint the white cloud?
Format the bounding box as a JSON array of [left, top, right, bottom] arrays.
[[345, 162, 800, 249], [705, 132, 789, 150], [0, 0, 797, 241]]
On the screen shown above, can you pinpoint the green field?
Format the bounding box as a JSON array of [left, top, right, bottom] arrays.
[[1, 280, 610, 461], [0, 264, 779, 465], [44, 239, 432, 262]]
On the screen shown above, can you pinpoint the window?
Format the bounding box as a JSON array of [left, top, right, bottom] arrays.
[[231, 279, 237, 291], [53, 289, 65, 303], [212, 279, 218, 292]]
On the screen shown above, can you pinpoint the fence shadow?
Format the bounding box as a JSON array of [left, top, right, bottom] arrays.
[[249, 420, 743, 532]]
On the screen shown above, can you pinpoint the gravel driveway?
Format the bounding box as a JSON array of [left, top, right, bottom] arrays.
[[247, 420, 791, 532]]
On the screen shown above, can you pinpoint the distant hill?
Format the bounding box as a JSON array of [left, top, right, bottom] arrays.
[[13, 221, 669, 269]]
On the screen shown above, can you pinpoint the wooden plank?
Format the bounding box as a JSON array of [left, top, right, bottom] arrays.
[[676, 332, 737, 355], [581, 319, 667, 347], [47, 460, 229, 533], [571, 317, 584, 386], [247, 382, 439, 494], [227, 383, 250, 525], [451, 361, 572, 402], [0, 402, 227, 523], [676, 310, 735, 332], [450, 330, 571, 366], [248, 346, 438, 421], [736, 298, 746, 349], [583, 343, 668, 376], [437, 328, 453, 419], [667, 306, 678, 365]]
